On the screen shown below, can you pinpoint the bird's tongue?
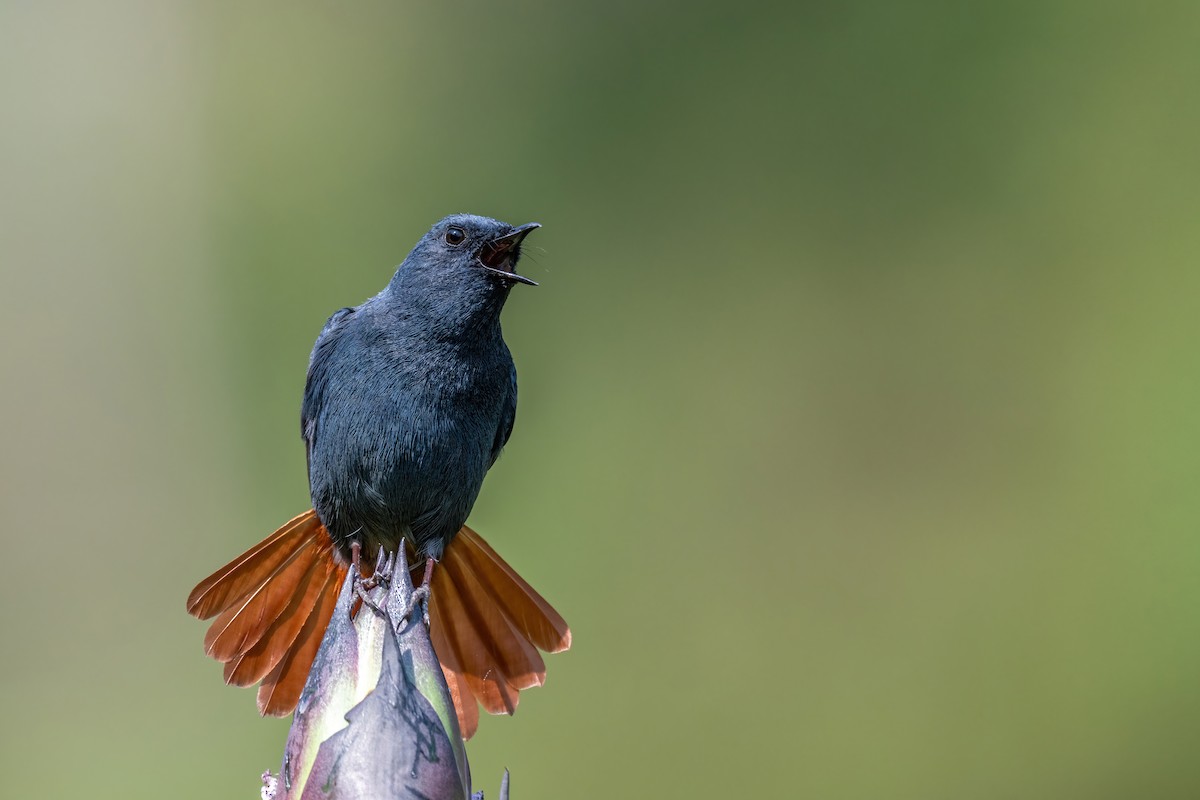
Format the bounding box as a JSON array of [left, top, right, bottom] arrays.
[[479, 241, 516, 271]]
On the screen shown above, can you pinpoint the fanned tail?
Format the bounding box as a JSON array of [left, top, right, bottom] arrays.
[[186, 512, 571, 739], [186, 510, 347, 716], [429, 525, 571, 738]]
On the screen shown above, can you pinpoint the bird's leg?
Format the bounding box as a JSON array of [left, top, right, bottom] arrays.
[[403, 557, 435, 625], [350, 539, 391, 591], [348, 541, 368, 617], [348, 541, 389, 615]]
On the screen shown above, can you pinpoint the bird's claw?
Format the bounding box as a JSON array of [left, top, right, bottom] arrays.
[[353, 576, 386, 616], [403, 584, 431, 626], [352, 540, 431, 625], [349, 542, 392, 616]]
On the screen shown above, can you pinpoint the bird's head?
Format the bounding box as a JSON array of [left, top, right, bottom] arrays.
[[388, 215, 540, 322]]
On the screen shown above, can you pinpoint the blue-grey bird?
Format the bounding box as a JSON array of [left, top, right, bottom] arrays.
[[187, 214, 571, 739]]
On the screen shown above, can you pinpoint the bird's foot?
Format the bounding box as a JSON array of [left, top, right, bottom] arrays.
[[359, 571, 389, 592], [403, 583, 431, 626], [349, 541, 392, 616], [399, 556, 435, 626]]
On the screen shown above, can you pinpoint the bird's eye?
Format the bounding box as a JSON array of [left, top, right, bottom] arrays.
[[445, 227, 466, 246]]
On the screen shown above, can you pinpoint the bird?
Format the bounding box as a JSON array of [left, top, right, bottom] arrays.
[[186, 214, 570, 739]]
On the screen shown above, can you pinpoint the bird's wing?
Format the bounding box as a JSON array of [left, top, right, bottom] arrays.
[[302, 306, 357, 474], [489, 363, 518, 468]]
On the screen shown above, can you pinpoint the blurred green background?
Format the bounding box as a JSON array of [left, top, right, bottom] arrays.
[[3, 1, 1199, 797]]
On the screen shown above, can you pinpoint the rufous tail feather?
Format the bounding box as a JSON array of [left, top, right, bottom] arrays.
[[186, 510, 571, 738]]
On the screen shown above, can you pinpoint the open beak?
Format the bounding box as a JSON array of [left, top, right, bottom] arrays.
[[478, 223, 540, 286]]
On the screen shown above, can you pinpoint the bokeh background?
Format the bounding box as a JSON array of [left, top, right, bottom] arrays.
[[3, 1, 1199, 797]]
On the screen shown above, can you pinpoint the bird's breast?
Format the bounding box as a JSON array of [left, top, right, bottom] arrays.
[[308, 339, 510, 557]]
